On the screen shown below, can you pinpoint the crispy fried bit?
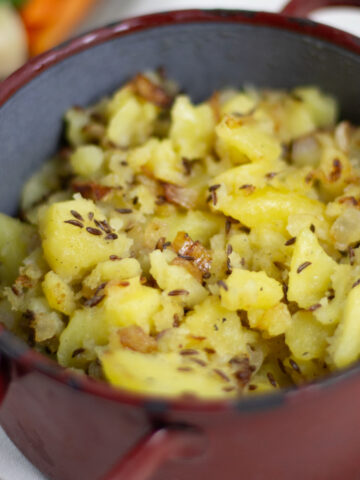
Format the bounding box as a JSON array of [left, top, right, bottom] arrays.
[[118, 325, 157, 353], [329, 158, 342, 182], [72, 181, 111, 201], [163, 183, 197, 210], [338, 196, 358, 206], [131, 73, 173, 108], [172, 231, 212, 280]]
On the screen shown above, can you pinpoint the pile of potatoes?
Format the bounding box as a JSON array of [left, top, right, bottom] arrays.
[[2, 71, 360, 399]]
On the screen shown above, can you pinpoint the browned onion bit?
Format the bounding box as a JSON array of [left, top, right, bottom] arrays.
[[168, 289, 190, 296], [209, 184, 221, 192], [177, 367, 192, 372], [64, 219, 83, 228], [226, 244, 233, 255], [86, 226, 102, 236], [248, 384, 257, 391], [11, 285, 20, 296], [310, 224, 316, 233], [329, 158, 342, 182], [297, 261, 312, 274], [352, 279, 360, 289], [70, 210, 84, 222], [88, 212, 94, 220]]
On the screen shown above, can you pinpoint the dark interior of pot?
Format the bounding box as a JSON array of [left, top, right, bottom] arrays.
[[1, 19, 360, 217]]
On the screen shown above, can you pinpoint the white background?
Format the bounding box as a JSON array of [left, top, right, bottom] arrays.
[[1, 0, 360, 478]]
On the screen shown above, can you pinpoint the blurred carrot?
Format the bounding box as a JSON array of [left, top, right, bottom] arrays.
[[20, 0, 98, 56]]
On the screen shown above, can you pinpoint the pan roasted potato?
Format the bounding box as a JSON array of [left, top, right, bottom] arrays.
[[2, 71, 360, 399]]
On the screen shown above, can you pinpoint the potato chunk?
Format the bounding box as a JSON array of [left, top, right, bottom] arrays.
[[107, 87, 158, 147], [39, 198, 132, 280], [215, 186, 324, 233], [215, 115, 281, 164], [103, 277, 161, 334], [220, 268, 283, 311], [70, 145, 104, 177], [150, 250, 208, 307], [287, 228, 336, 308], [0, 214, 35, 285], [127, 138, 185, 185], [42, 271, 76, 315], [83, 258, 141, 290], [329, 284, 360, 368], [58, 308, 109, 368], [285, 311, 329, 361], [186, 296, 245, 361], [101, 349, 231, 398], [170, 95, 215, 159]]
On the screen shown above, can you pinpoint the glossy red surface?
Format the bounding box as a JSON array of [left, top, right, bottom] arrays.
[[282, 0, 360, 17], [1, 4, 360, 480]]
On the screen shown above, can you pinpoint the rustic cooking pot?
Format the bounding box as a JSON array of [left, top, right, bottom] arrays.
[[1, 1, 360, 479]]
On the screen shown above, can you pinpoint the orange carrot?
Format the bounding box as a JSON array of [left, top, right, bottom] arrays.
[[20, 0, 98, 56]]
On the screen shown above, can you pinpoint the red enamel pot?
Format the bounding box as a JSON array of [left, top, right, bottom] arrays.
[[1, 1, 360, 479]]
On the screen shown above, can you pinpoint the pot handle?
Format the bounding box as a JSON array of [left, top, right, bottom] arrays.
[[102, 426, 205, 480], [281, 0, 360, 17]]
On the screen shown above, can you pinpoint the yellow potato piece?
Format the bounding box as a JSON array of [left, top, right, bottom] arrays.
[[220, 268, 283, 311], [42, 271, 76, 316], [215, 186, 324, 233], [287, 228, 336, 309], [101, 349, 232, 398], [186, 296, 245, 361], [285, 311, 330, 361], [39, 198, 132, 280], [329, 284, 360, 368], [103, 277, 161, 334], [150, 250, 208, 307], [215, 115, 281, 164]]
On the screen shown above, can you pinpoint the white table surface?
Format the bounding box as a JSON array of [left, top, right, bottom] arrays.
[[1, 0, 360, 478]]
